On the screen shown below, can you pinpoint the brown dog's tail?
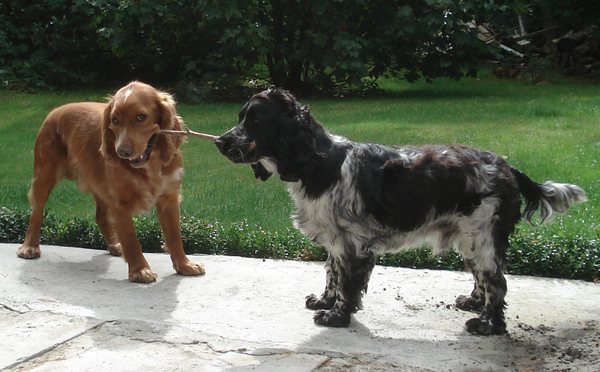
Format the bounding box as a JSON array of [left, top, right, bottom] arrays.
[[511, 167, 587, 223]]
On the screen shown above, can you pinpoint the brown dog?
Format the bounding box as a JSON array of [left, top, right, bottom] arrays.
[[17, 81, 205, 283]]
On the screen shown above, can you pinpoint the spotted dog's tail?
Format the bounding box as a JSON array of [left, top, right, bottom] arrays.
[[511, 167, 587, 223]]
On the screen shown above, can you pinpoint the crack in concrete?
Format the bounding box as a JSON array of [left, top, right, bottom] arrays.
[[128, 337, 202, 346], [126, 333, 346, 362], [0, 301, 36, 313], [2, 321, 109, 370], [1, 303, 25, 313], [314, 356, 334, 370]]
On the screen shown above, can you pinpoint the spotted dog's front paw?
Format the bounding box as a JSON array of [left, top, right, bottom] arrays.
[[306, 294, 334, 310], [313, 309, 351, 328], [455, 295, 484, 312], [465, 317, 507, 335]]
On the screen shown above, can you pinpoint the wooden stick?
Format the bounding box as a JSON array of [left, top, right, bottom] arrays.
[[158, 129, 219, 142]]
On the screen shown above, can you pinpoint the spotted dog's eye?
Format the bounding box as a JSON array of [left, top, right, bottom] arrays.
[[136, 114, 146, 122], [111, 117, 119, 125]]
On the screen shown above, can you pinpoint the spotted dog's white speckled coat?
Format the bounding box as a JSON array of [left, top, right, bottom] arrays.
[[217, 88, 587, 335]]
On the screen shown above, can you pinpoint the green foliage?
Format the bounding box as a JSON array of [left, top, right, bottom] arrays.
[[0, 207, 29, 242], [1, 0, 490, 93], [507, 229, 600, 280], [132, 215, 164, 252], [0, 0, 115, 89], [3, 1, 600, 92], [179, 215, 325, 261], [0, 206, 324, 261], [378, 249, 464, 271], [39, 214, 104, 249], [1, 207, 598, 281], [217, 0, 486, 93]]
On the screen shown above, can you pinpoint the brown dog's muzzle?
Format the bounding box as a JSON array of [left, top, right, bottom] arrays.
[[114, 127, 160, 167]]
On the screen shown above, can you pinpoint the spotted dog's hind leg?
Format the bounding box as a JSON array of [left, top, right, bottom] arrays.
[[455, 259, 485, 312], [457, 191, 518, 335], [465, 268, 507, 335], [306, 254, 337, 310], [313, 251, 375, 327], [462, 216, 513, 335]]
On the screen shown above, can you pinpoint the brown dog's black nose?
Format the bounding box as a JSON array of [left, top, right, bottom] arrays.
[[117, 144, 133, 158]]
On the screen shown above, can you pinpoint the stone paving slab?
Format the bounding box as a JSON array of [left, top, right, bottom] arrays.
[[0, 243, 598, 371]]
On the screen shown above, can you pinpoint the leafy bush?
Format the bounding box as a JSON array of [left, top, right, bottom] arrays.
[[1, 0, 490, 93], [0, 207, 29, 242], [1, 207, 598, 281], [208, 0, 485, 93], [0, 0, 116, 89], [42, 216, 105, 249], [507, 229, 599, 280]]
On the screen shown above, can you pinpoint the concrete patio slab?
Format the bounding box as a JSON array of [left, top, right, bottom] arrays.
[[0, 243, 598, 371]]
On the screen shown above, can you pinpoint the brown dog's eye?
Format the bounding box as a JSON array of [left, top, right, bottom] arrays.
[[136, 114, 146, 122], [111, 117, 118, 125]]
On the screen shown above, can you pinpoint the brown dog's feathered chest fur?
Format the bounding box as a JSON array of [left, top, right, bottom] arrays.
[[103, 155, 183, 215]]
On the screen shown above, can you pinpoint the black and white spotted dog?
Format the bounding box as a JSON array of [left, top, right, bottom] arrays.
[[215, 88, 587, 335]]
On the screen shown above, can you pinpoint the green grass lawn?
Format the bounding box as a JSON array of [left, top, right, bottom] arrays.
[[1, 73, 598, 245]]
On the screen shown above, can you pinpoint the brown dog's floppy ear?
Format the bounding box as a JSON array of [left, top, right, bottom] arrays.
[[156, 91, 184, 164], [100, 97, 115, 157]]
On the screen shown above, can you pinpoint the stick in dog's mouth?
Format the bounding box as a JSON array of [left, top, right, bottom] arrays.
[[158, 129, 218, 142]]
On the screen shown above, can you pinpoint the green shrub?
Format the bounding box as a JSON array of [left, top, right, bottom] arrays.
[[132, 215, 164, 253], [1, 1, 488, 92], [0, 207, 29, 242], [42, 216, 105, 250], [378, 249, 464, 271], [507, 229, 600, 280], [1, 207, 598, 281]]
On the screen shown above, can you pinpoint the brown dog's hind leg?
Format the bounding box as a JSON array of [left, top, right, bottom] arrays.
[[18, 126, 67, 259]]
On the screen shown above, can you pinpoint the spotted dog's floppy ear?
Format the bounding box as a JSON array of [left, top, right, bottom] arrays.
[[155, 91, 184, 164], [100, 97, 115, 158], [272, 100, 323, 182]]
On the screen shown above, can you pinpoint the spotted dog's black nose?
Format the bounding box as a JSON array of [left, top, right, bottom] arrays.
[[215, 136, 228, 153]]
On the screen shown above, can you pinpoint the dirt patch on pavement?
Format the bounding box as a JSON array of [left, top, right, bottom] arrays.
[[506, 319, 600, 371]]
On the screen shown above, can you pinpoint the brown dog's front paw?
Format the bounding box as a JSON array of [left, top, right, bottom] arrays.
[[129, 267, 157, 283], [107, 243, 123, 257], [174, 260, 205, 276], [17, 245, 41, 259]]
